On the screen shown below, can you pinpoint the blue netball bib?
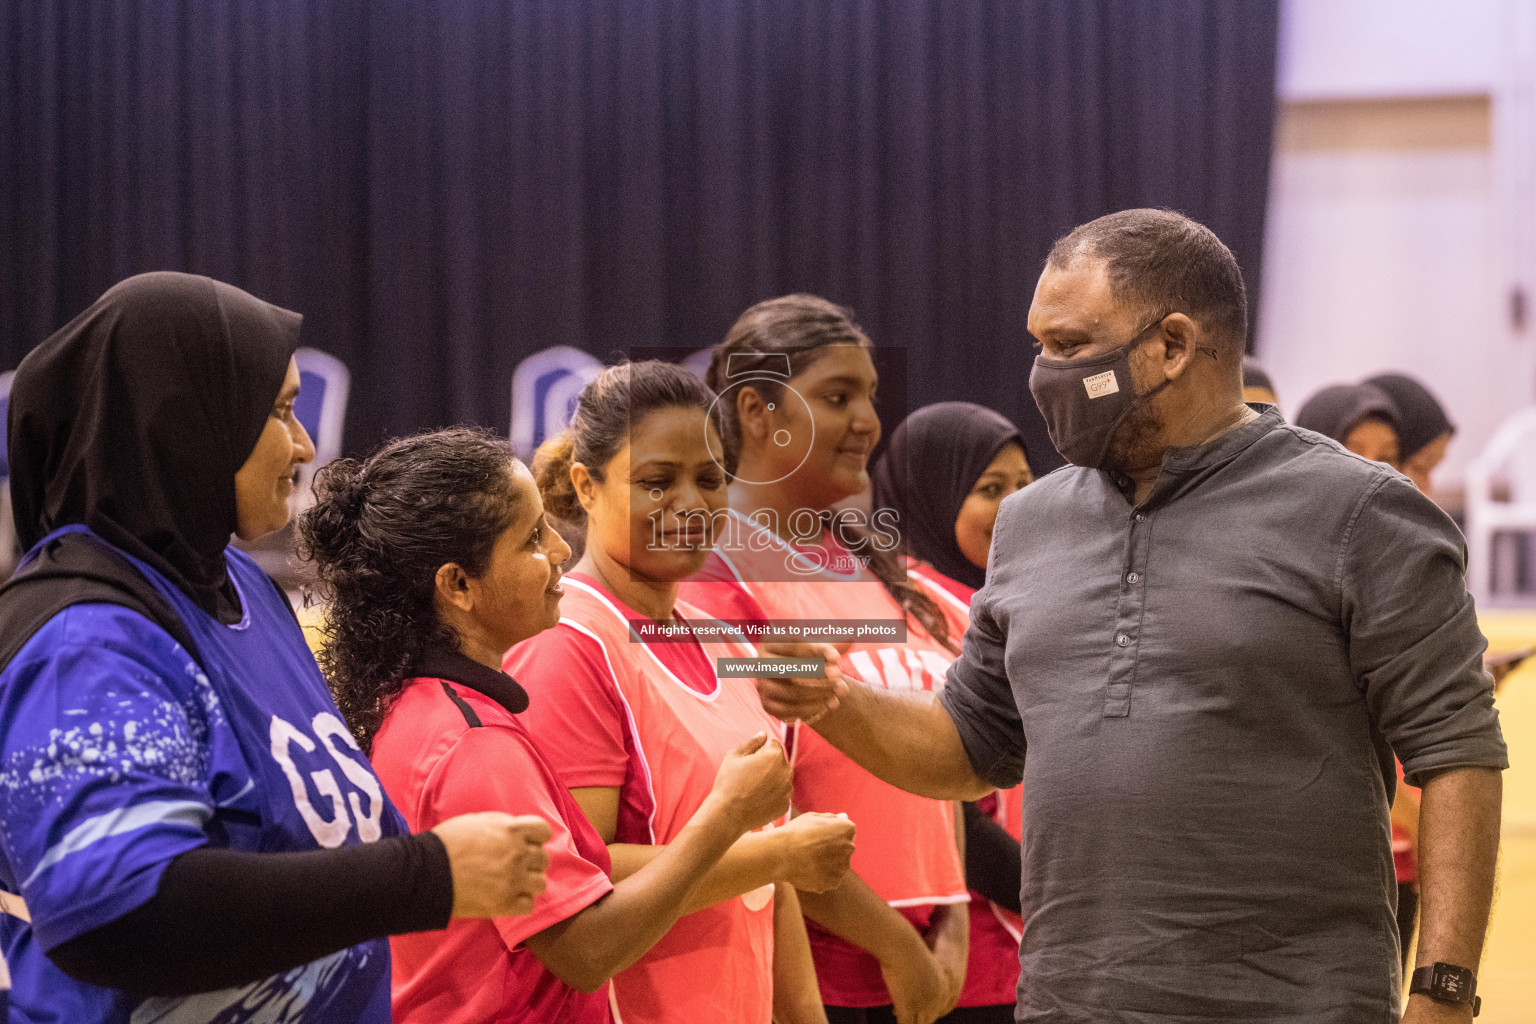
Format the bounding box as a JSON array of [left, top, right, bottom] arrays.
[[0, 526, 405, 1024]]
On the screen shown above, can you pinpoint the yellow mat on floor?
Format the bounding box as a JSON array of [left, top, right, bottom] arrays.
[[1473, 611, 1536, 1022]]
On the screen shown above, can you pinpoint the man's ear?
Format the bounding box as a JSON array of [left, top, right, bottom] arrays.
[[1156, 313, 1199, 381], [571, 461, 599, 514], [433, 562, 474, 614], [736, 386, 770, 442]]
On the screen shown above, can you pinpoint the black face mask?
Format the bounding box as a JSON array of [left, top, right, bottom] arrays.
[[1027, 317, 1170, 469]]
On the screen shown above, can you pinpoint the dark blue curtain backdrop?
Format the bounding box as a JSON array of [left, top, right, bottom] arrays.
[[2, 1, 1280, 471]]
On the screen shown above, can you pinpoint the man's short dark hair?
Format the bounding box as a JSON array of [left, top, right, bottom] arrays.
[[1047, 209, 1248, 352]]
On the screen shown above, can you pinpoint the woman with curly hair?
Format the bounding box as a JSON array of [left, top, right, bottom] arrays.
[[300, 426, 794, 1024]]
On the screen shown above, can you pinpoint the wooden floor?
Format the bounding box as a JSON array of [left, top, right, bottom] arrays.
[[1464, 610, 1536, 1023]]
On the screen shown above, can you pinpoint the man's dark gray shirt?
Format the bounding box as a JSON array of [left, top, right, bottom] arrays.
[[938, 407, 1506, 1023]]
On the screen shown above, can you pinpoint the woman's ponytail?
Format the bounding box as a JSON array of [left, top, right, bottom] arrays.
[[532, 432, 583, 525], [301, 458, 368, 566], [532, 432, 586, 564]]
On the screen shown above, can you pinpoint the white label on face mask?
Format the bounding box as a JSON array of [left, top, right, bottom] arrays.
[[1084, 369, 1120, 399]]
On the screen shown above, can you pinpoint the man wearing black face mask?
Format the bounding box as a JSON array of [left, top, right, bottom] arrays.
[[753, 209, 1505, 1023]]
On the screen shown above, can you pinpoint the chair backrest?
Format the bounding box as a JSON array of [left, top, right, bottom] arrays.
[[293, 348, 351, 472], [1467, 407, 1536, 506], [510, 346, 603, 460]]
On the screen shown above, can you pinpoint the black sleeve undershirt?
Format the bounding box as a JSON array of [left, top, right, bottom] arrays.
[[962, 800, 1022, 914], [46, 831, 453, 997]]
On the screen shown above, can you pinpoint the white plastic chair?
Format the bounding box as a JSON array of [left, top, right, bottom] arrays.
[[509, 346, 603, 460], [292, 348, 351, 507], [1465, 407, 1536, 602]]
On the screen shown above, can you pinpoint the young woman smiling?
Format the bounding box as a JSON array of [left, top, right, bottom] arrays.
[[507, 361, 856, 1024], [681, 296, 973, 1024]]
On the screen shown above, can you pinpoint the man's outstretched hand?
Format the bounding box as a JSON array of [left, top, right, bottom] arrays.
[[758, 640, 990, 803], [754, 642, 850, 725]]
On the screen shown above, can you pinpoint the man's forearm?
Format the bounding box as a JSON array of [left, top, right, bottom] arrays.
[[812, 683, 992, 801], [1409, 766, 1500, 1015], [753, 644, 994, 799]]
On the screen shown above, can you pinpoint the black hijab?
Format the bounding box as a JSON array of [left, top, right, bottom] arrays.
[[1293, 383, 1400, 444], [1364, 373, 1455, 461], [1241, 358, 1275, 395], [9, 272, 300, 622], [870, 402, 1024, 591]]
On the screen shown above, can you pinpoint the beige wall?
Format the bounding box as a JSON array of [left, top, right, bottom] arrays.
[[1256, 0, 1536, 495], [1255, 94, 1505, 489]]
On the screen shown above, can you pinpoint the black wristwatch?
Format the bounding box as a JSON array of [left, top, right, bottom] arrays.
[[1409, 962, 1480, 1016]]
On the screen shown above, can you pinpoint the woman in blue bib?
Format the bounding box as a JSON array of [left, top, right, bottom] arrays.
[[0, 272, 551, 1024]]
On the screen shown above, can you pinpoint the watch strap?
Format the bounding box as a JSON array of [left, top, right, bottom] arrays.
[[1410, 963, 1481, 1016]]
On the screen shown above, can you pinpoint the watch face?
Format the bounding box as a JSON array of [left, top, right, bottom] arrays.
[[1432, 964, 1474, 1001]]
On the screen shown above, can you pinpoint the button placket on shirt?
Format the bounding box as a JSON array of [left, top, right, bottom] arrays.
[[1105, 509, 1151, 717]]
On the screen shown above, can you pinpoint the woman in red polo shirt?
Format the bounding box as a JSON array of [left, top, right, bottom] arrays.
[[299, 426, 794, 1024], [870, 402, 1035, 1023], [679, 295, 973, 1024], [507, 361, 857, 1024]]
